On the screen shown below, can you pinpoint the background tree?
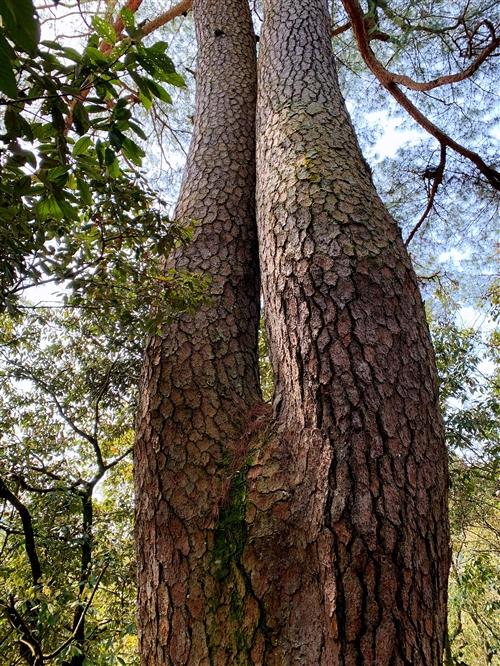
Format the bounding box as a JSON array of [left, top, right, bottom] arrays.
[[432, 296, 499, 665], [0, 309, 139, 664]]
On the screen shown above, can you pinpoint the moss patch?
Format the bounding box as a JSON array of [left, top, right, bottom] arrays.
[[212, 463, 249, 581]]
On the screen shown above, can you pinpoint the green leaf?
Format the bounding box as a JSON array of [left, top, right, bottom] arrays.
[[4, 105, 20, 137], [162, 71, 186, 88], [46, 166, 69, 187], [35, 195, 63, 222], [85, 46, 110, 66], [145, 79, 172, 104], [56, 195, 78, 220], [61, 46, 82, 63], [76, 177, 92, 205], [136, 44, 176, 79], [129, 121, 147, 141], [106, 157, 121, 178], [148, 41, 169, 53], [109, 128, 125, 150], [119, 7, 135, 30], [72, 136, 92, 156], [0, 33, 18, 98], [138, 91, 153, 111], [92, 16, 117, 45], [13, 175, 32, 196], [72, 102, 90, 135], [104, 146, 116, 166], [0, 0, 40, 54], [120, 136, 144, 166]]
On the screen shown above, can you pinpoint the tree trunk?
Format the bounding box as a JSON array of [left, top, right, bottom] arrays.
[[249, 0, 450, 663], [135, 0, 450, 664], [134, 0, 260, 663]]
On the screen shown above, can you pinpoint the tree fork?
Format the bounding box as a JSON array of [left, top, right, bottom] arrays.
[[135, 0, 450, 663]]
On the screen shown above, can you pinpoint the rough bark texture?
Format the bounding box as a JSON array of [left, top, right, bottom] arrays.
[[249, 0, 450, 663], [134, 1, 260, 662], [135, 0, 450, 663]]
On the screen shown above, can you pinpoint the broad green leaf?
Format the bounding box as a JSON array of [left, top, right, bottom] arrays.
[[73, 101, 90, 135], [129, 121, 147, 141], [109, 128, 125, 150], [72, 136, 92, 156], [119, 7, 135, 30], [0, 33, 18, 98], [162, 71, 186, 88], [145, 79, 172, 104], [46, 166, 69, 187], [92, 16, 117, 45], [106, 158, 121, 178], [0, 0, 40, 54], [35, 195, 63, 222], [85, 46, 110, 66], [4, 105, 20, 137], [61, 46, 82, 63], [120, 136, 144, 166], [136, 45, 176, 79], [76, 177, 92, 205]]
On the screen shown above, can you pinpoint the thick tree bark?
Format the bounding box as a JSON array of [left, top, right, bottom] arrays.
[[249, 0, 450, 663], [135, 0, 450, 663], [134, 0, 260, 663]]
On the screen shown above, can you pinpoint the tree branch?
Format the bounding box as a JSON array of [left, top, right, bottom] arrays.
[[342, 0, 499, 92], [42, 564, 108, 660], [341, 0, 500, 190], [386, 82, 500, 189], [405, 142, 447, 246], [0, 479, 42, 586], [141, 0, 192, 38], [332, 20, 352, 37], [1, 596, 43, 663], [105, 446, 133, 471]]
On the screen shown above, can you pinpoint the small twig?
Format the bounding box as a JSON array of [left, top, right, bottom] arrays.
[[405, 143, 447, 246]]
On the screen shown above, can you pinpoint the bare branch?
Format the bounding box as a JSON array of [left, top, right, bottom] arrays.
[[332, 20, 352, 37], [141, 0, 192, 38], [406, 143, 447, 246], [342, 0, 499, 91]]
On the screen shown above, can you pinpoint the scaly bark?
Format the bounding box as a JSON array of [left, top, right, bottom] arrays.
[[246, 0, 450, 663], [134, 0, 260, 663], [136, 0, 450, 662]]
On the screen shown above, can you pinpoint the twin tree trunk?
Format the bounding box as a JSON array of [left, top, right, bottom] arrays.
[[135, 0, 450, 664]]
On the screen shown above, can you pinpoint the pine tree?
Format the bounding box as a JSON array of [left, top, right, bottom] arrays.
[[134, 0, 449, 663]]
